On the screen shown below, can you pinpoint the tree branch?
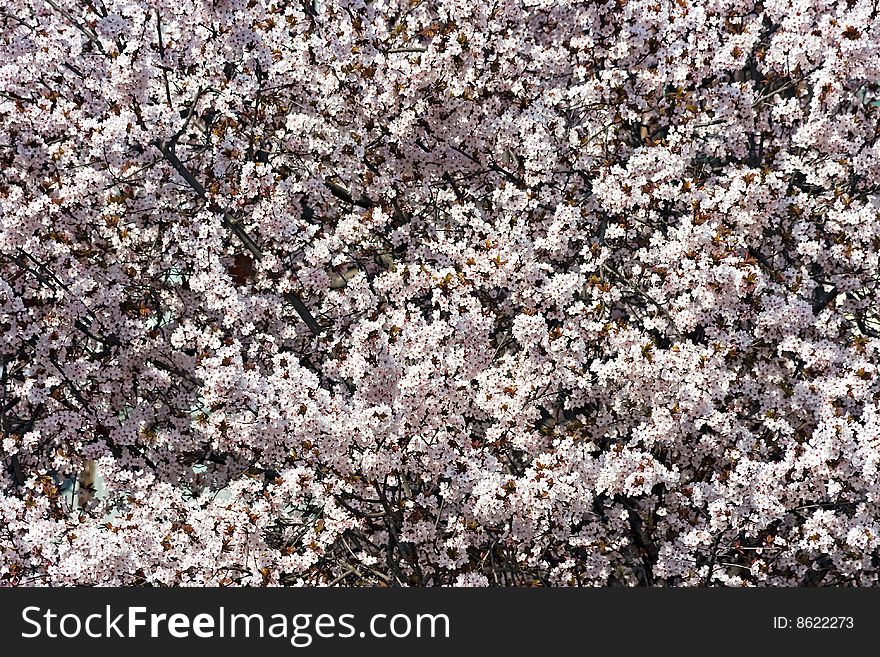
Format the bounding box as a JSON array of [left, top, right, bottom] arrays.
[[41, 0, 104, 52], [152, 139, 323, 335]]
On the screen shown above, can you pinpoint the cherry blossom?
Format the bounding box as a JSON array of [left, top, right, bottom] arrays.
[[2, 0, 880, 587]]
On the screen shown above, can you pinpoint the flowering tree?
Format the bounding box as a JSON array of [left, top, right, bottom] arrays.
[[2, 0, 880, 587]]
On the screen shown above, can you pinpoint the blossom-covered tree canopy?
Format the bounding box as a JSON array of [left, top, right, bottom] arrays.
[[1, 0, 879, 586]]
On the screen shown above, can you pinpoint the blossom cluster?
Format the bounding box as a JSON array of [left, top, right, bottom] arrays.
[[2, 0, 880, 586]]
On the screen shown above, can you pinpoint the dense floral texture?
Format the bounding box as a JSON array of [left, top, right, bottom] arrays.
[[2, 0, 880, 586]]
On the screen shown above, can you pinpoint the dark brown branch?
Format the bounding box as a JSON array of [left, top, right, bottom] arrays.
[[10, 455, 24, 487], [41, 0, 105, 52], [614, 496, 658, 586], [155, 11, 173, 109], [152, 140, 323, 335], [812, 285, 839, 315], [152, 140, 263, 259], [324, 178, 375, 208], [855, 314, 880, 338]]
